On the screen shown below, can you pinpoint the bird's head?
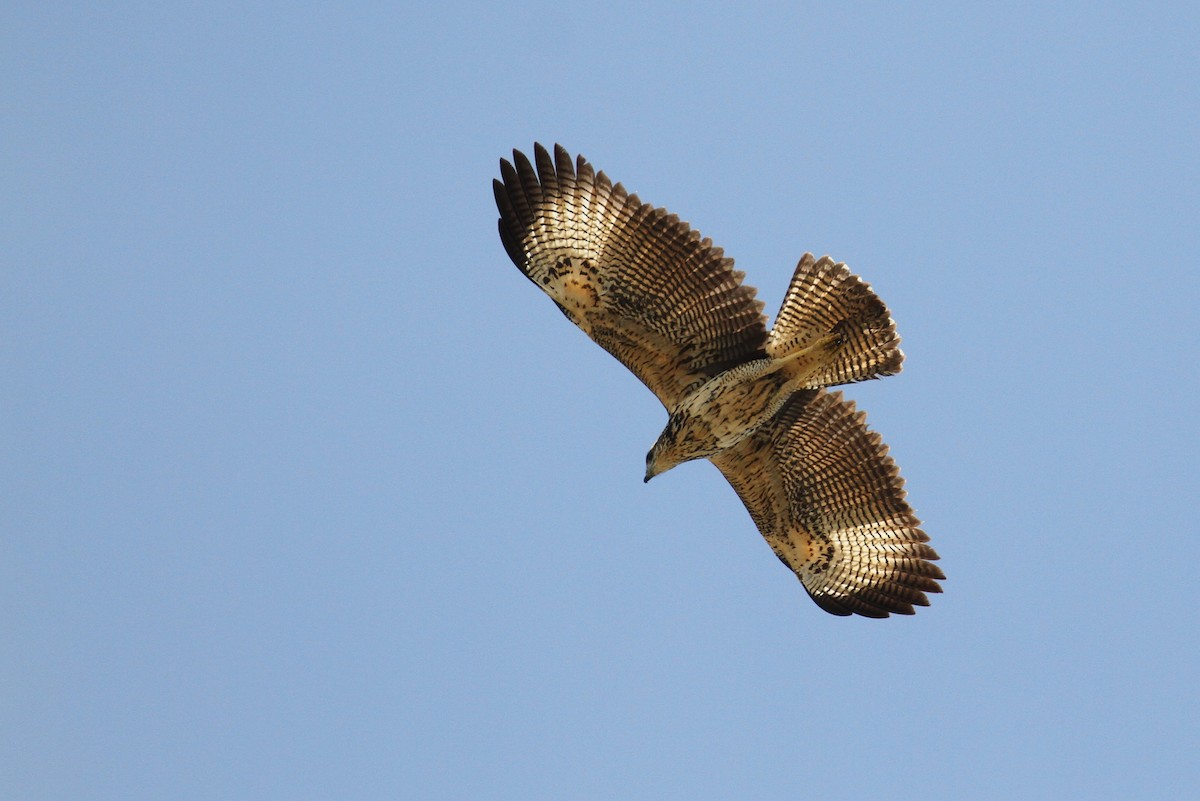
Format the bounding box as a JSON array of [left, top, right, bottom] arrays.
[[644, 418, 686, 483]]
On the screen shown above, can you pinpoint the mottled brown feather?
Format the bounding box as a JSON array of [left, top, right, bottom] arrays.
[[711, 391, 943, 617], [495, 143, 767, 408], [768, 254, 904, 387]]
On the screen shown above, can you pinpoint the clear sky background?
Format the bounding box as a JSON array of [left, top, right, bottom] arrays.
[[5, 3, 1198, 799]]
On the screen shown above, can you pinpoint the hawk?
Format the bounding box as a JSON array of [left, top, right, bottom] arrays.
[[494, 144, 943, 618]]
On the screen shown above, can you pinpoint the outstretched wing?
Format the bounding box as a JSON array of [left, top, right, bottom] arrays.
[[494, 143, 767, 409], [711, 390, 943, 617]]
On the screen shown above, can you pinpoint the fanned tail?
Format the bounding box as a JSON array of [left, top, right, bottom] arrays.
[[766, 253, 903, 388]]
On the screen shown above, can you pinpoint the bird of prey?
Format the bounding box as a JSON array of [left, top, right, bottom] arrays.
[[493, 144, 943, 618]]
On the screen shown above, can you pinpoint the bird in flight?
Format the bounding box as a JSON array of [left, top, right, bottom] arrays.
[[493, 144, 943, 618]]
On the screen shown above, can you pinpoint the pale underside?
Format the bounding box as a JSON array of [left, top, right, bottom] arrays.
[[644, 334, 845, 479], [495, 143, 942, 618]]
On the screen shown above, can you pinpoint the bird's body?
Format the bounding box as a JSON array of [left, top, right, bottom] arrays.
[[494, 143, 943, 618], [645, 333, 841, 480]]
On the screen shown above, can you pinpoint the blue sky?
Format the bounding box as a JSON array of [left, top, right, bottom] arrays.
[[4, 2, 1198, 799]]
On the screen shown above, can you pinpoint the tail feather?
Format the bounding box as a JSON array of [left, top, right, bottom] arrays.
[[767, 253, 903, 388]]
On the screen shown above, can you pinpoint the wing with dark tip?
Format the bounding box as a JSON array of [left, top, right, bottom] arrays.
[[494, 143, 768, 408], [711, 390, 943, 618]]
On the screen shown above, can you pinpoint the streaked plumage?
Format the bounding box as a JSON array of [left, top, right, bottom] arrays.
[[494, 143, 942, 618]]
